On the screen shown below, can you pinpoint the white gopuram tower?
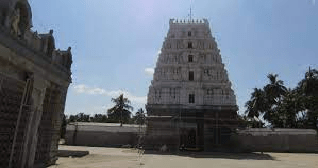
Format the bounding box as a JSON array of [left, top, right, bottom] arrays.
[[146, 19, 238, 151]]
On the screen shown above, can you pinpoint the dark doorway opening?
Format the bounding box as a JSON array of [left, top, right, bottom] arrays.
[[187, 129, 196, 148]]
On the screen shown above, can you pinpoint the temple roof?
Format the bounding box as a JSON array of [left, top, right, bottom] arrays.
[[169, 18, 209, 25]]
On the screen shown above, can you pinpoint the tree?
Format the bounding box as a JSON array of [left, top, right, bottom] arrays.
[[244, 69, 318, 129], [298, 67, 318, 96], [90, 114, 108, 123], [68, 113, 90, 123], [76, 113, 90, 122], [69, 115, 77, 123], [237, 114, 264, 128], [107, 94, 133, 126], [296, 67, 318, 129], [263, 74, 287, 126], [245, 88, 266, 119], [135, 108, 146, 125], [264, 74, 287, 102], [275, 88, 302, 128]]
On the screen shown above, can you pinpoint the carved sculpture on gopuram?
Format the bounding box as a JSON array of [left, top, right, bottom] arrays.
[[10, 8, 20, 36], [145, 18, 238, 152]]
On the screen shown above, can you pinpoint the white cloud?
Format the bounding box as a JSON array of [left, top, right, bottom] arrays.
[[313, 0, 316, 5], [145, 68, 154, 76], [72, 84, 147, 104]]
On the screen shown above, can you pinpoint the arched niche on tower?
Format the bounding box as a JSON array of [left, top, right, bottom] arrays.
[[10, 0, 33, 35], [0, 1, 11, 26]]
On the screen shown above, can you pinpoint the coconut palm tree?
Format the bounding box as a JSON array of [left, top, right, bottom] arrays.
[[299, 67, 318, 96], [264, 74, 287, 103], [245, 88, 266, 119], [107, 94, 133, 126], [275, 88, 303, 128], [135, 108, 146, 125], [296, 67, 318, 129], [262, 74, 287, 126], [135, 108, 146, 148]]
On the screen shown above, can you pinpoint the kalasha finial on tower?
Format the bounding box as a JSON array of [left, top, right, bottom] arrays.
[[188, 0, 194, 20], [190, 6, 192, 20]]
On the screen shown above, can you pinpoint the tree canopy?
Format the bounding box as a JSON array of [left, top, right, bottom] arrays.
[[107, 94, 133, 126], [244, 68, 318, 129], [134, 108, 146, 125]]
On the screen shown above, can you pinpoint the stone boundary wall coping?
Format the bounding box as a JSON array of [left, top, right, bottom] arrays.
[[237, 128, 317, 135], [66, 122, 146, 133]]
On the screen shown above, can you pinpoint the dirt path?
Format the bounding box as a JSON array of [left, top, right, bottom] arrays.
[[48, 146, 318, 168]]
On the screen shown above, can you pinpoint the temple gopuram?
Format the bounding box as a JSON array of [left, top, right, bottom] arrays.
[[146, 18, 238, 151], [0, 0, 72, 167]]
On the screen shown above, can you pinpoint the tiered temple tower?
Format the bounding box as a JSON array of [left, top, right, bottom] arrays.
[[146, 18, 238, 151]]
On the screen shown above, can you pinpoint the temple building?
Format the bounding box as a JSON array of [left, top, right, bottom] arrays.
[[146, 18, 238, 151], [0, 0, 72, 167]]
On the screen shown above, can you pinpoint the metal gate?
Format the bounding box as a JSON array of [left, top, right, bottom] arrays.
[[0, 73, 32, 168]]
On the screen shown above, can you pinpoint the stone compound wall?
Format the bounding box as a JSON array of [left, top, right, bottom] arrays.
[[235, 128, 318, 153], [65, 124, 318, 153], [65, 123, 146, 147]]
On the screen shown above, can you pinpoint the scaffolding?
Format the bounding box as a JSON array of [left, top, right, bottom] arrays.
[[0, 73, 31, 168]]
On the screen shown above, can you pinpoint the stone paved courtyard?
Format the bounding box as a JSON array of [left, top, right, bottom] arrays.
[[48, 145, 318, 168]]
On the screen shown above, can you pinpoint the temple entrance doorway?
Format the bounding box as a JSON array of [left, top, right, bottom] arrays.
[[179, 128, 197, 150], [187, 129, 196, 148]]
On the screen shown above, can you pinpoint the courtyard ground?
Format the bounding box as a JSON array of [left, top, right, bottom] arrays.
[[48, 145, 318, 168]]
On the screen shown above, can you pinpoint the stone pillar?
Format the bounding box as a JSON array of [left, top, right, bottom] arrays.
[[48, 85, 69, 165], [20, 75, 48, 168]]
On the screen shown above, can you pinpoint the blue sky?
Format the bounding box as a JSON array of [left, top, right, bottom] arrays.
[[29, 0, 318, 117]]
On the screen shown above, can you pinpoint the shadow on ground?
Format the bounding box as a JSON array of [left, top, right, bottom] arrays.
[[57, 150, 89, 158], [144, 150, 275, 160]]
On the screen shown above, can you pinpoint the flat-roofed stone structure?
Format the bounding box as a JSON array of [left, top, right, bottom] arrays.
[[0, 0, 72, 167], [146, 18, 238, 151]]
